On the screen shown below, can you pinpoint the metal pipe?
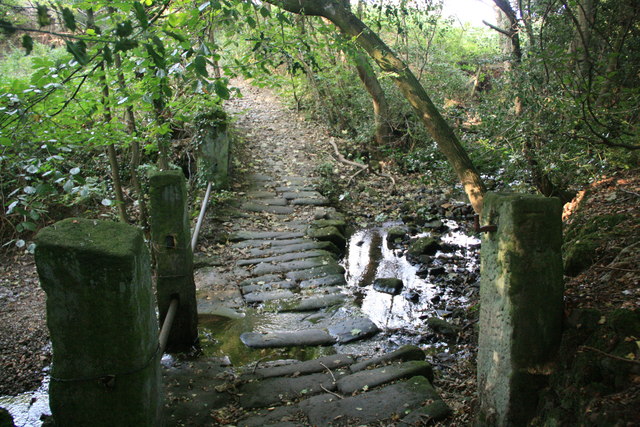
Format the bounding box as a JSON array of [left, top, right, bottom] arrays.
[[159, 298, 179, 354], [191, 181, 213, 252]]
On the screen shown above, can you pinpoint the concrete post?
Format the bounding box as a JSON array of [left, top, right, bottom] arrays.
[[148, 170, 198, 352], [477, 193, 563, 426], [198, 122, 230, 189], [34, 218, 162, 427]]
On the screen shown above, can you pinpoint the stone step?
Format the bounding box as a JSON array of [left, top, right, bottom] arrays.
[[240, 329, 337, 348], [241, 203, 295, 215], [246, 241, 337, 258], [250, 354, 355, 379], [250, 256, 337, 276], [282, 191, 323, 200], [285, 264, 346, 282], [290, 197, 329, 206], [230, 231, 306, 242], [238, 376, 450, 426], [335, 360, 433, 394], [236, 249, 335, 266], [238, 372, 345, 409], [232, 238, 309, 249]]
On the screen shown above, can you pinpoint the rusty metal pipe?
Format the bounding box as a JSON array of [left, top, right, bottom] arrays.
[[159, 297, 179, 354]]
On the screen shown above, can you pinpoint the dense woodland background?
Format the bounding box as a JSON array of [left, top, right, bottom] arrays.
[[0, 0, 638, 247]]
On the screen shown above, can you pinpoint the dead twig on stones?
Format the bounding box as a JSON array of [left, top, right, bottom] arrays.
[[327, 138, 396, 188], [320, 384, 344, 399], [579, 346, 640, 365], [319, 362, 336, 383]]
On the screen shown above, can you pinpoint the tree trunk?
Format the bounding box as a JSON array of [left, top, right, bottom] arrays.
[[264, 0, 486, 214], [113, 50, 149, 229], [337, 0, 392, 150], [98, 62, 129, 223]]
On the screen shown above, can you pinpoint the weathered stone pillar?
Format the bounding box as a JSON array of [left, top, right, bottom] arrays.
[[148, 170, 198, 352], [477, 193, 563, 426], [197, 121, 230, 188], [35, 218, 162, 426]]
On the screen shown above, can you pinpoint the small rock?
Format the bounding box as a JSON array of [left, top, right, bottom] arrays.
[[407, 237, 441, 260], [426, 318, 460, 337], [386, 226, 408, 247], [373, 278, 404, 295]]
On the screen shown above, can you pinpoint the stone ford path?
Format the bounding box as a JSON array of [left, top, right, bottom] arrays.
[[163, 81, 451, 426]]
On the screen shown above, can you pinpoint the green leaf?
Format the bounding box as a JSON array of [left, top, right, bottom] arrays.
[[22, 34, 34, 55], [163, 30, 186, 43], [259, 6, 270, 18], [133, 2, 149, 29], [115, 39, 138, 52], [19, 221, 37, 232], [116, 21, 133, 37], [62, 7, 76, 31], [145, 44, 165, 69], [214, 79, 229, 100], [0, 19, 17, 36], [37, 5, 51, 27], [193, 55, 208, 77], [246, 16, 256, 28], [152, 36, 165, 55], [102, 45, 113, 65], [65, 40, 89, 65]]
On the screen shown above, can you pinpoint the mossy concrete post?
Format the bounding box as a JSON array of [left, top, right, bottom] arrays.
[[149, 170, 198, 352], [34, 218, 162, 426], [477, 193, 563, 426], [198, 121, 230, 189]]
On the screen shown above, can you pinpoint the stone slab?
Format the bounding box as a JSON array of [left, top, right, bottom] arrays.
[[299, 275, 347, 289], [241, 280, 296, 294], [238, 372, 342, 409], [233, 238, 309, 249], [239, 274, 283, 286], [286, 265, 346, 282], [237, 250, 335, 266], [245, 191, 276, 198], [328, 317, 379, 343], [275, 186, 315, 192], [230, 231, 305, 242], [303, 376, 446, 425], [241, 203, 295, 215], [282, 191, 322, 200], [247, 241, 336, 258], [244, 198, 288, 206], [244, 290, 295, 303], [350, 345, 425, 373], [290, 198, 329, 206], [251, 256, 336, 276], [336, 360, 433, 394], [252, 354, 355, 379], [280, 294, 346, 312], [240, 330, 337, 348]]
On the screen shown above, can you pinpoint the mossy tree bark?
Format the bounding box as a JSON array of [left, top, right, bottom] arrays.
[[262, 0, 486, 213], [98, 62, 129, 224]]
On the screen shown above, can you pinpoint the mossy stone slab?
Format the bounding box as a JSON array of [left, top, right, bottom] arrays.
[[240, 330, 337, 348], [251, 354, 355, 379], [328, 317, 379, 343], [336, 360, 434, 394]]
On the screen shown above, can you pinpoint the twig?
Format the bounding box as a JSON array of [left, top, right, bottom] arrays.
[[319, 362, 336, 383], [327, 138, 367, 170], [252, 355, 275, 374], [595, 265, 640, 273], [620, 189, 640, 198], [320, 384, 343, 399], [579, 346, 640, 365], [327, 138, 396, 188]]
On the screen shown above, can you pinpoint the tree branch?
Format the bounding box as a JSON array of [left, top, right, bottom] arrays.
[[482, 20, 511, 37]]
